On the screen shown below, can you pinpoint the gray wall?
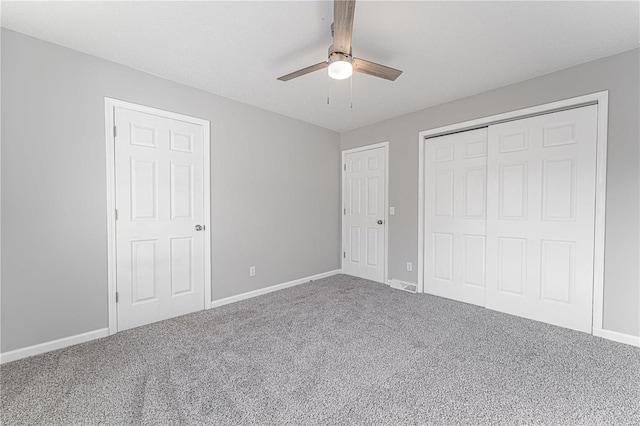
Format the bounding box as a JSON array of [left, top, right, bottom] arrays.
[[341, 48, 640, 337], [1, 29, 341, 353]]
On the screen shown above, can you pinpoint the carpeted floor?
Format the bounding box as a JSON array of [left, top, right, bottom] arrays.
[[2, 274, 639, 425]]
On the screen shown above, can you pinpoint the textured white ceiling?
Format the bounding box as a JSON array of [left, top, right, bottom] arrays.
[[2, 1, 639, 132]]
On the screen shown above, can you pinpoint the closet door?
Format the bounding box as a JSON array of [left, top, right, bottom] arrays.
[[424, 128, 488, 306], [485, 105, 598, 332]]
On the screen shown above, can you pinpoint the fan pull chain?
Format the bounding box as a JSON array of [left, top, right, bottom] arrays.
[[350, 74, 353, 109], [327, 72, 330, 105]]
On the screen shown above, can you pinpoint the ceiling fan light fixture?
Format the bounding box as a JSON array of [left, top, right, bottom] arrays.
[[328, 53, 353, 80]]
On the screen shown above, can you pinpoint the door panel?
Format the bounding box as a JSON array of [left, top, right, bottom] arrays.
[[131, 239, 158, 302], [115, 107, 206, 331], [343, 147, 386, 283], [170, 162, 193, 220], [131, 159, 158, 220], [485, 105, 597, 332], [463, 234, 485, 287], [497, 237, 526, 295], [424, 128, 488, 306], [170, 237, 194, 295]]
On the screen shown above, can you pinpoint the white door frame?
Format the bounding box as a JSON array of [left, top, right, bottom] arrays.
[[104, 97, 212, 335], [341, 141, 390, 284], [417, 91, 609, 335]]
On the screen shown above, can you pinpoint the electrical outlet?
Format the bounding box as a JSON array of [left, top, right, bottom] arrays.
[[406, 262, 413, 272], [390, 206, 395, 215], [249, 266, 256, 277]]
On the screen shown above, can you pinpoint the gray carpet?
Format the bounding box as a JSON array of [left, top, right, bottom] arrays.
[[2, 274, 639, 425]]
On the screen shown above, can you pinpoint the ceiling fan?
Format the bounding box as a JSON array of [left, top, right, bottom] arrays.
[[277, 0, 403, 82]]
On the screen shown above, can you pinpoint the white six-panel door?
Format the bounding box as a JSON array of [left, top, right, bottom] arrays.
[[115, 106, 206, 331], [343, 147, 386, 283], [485, 105, 597, 332], [424, 128, 488, 306]]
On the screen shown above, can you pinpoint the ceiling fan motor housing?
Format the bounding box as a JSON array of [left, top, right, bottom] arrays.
[[329, 51, 352, 65], [328, 44, 352, 63]]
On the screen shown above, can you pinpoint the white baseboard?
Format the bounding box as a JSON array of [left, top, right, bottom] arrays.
[[593, 328, 640, 347], [210, 269, 342, 309], [0, 328, 109, 365], [0, 271, 342, 364]]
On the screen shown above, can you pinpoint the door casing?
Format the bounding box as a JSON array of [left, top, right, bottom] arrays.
[[105, 97, 212, 335], [417, 91, 609, 335], [341, 141, 389, 284]]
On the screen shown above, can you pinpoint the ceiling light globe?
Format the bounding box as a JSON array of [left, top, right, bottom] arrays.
[[328, 60, 353, 80]]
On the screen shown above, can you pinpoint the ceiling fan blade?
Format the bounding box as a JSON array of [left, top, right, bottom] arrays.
[[352, 58, 403, 81], [333, 0, 356, 54], [277, 62, 329, 81]]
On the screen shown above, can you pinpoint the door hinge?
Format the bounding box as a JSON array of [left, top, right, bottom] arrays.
[[113, 125, 117, 137], [343, 251, 346, 259], [115, 209, 118, 220], [343, 164, 346, 171], [343, 208, 346, 215], [115, 292, 119, 303]]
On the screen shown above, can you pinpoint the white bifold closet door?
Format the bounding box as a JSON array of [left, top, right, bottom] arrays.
[[424, 128, 488, 306], [485, 105, 597, 333], [424, 105, 598, 332]]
